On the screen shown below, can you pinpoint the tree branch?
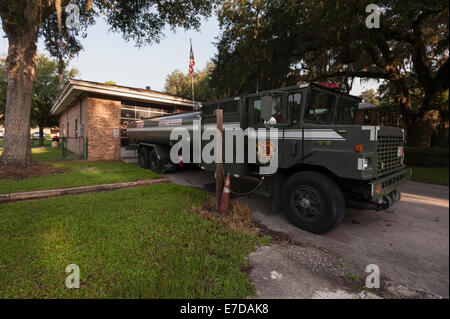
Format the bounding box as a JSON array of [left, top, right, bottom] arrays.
[[322, 70, 391, 80]]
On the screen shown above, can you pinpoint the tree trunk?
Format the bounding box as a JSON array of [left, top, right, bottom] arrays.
[[406, 110, 439, 147], [437, 121, 449, 148], [39, 126, 44, 146], [0, 29, 39, 166], [58, 54, 64, 86]]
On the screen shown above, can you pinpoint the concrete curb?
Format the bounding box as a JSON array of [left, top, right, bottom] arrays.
[[0, 178, 168, 204]]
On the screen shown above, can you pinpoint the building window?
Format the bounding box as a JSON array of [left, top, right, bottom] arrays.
[[121, 107, 135, 119], [364, 110, 372, 124], [121, 104, 171, 124]]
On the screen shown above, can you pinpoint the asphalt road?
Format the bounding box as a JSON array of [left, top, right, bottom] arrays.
[[165, 167, 449, 298]]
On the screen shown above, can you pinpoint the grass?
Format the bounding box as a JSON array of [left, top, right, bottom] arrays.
[[30, 146, 63, 161], [0, 146, 160, 194], [410, 166, 449, 186], [0, 184, 268, 298]]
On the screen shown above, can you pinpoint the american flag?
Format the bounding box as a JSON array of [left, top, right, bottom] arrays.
[[189, 39, 195, 78]]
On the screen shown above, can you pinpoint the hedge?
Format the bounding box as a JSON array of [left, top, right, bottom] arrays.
[[404, 147, 449, 167]]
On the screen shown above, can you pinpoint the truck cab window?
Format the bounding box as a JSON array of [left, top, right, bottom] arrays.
[[304, 89, 336, 125], [288, 93, 302, 124], [269, 96, 286, 124], [254, 96, 286, 125], [252, 99, 261, 123]]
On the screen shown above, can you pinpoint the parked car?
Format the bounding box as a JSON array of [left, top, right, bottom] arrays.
[[0, 130, 3, 138], [32, 131, 40, 139]]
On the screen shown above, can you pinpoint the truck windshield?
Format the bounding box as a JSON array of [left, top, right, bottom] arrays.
[[335, 97, 358, 125], [304, 89, 358, 125], [304, 89, 336, 125]]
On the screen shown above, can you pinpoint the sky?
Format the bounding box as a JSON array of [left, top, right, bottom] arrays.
[[0, 14, 378, 96]]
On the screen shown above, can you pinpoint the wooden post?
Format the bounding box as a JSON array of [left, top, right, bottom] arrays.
[[216, 109, 223, 210]]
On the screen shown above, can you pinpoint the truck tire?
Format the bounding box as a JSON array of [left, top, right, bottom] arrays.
[[281, 171, 345, 234], [138, 147, 151, 169], [149, 149, 162, 172]]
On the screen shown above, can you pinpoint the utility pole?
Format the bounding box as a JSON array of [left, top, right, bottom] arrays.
[[215, 109, 223, 210]]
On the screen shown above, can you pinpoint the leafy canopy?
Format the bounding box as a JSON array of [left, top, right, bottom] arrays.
[[31, 55, 79, 129], [212, 0, 449, 109], [165, 62, 217, 102]]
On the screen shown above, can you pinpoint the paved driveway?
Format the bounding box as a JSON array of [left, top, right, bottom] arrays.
[[166, 167, 449, 298]]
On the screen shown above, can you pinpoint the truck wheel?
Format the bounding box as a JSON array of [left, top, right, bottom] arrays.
[[281, 171, 345, 234], [149, 149, 162, 172], [138, 147, 150, 169]]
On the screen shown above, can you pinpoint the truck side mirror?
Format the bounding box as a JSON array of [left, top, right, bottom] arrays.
[[261, 95, 274, 122]]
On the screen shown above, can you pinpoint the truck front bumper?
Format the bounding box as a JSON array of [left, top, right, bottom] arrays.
[[346, 168, 411, 211], [370, 168, 411, 200]]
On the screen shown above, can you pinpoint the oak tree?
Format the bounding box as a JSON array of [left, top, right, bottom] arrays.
[[0, 0, 213, 166]]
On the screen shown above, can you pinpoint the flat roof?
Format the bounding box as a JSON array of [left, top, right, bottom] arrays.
[[51, 79, 195, 115], [358, 102, 378, 110]]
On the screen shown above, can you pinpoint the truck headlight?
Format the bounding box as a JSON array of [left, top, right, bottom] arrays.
[[358, 158, 371, 170], [363, 158, 370, 170]]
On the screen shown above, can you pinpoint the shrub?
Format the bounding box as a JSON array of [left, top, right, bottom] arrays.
[[404, 147, 449, 167]]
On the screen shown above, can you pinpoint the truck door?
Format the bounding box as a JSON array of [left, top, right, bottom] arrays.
[[301, 87, 344, 167], [248, 94, 300, 170], [283, 92, 303, 168]]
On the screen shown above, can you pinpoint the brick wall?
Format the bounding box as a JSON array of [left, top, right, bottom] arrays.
[[87, 97, 121, 161], [59, 97, 88, 157], [356, 109, 379, 125], [57, 94, 188, 161]]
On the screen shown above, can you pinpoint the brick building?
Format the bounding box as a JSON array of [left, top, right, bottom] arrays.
[[50, 79, 194, 160], [356, 102, 379, 125]]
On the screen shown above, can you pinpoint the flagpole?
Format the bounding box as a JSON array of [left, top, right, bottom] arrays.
[[192, 75, 195, 102], [190, 38, 195, 102]]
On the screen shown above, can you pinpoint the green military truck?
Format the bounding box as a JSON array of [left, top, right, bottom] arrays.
[[127, 82, 411, 233]]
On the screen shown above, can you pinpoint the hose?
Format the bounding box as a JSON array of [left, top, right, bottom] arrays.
[[220, 166, 265, 196]]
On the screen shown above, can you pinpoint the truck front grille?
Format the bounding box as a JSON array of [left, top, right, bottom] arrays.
[[376, 134, 404, 176]]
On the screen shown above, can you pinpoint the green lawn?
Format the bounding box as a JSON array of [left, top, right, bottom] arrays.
[[30, 146, 63, 161], [410, 166, 449, 186], [0, 147, 160, 194], [0, 184, 267, 298]]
